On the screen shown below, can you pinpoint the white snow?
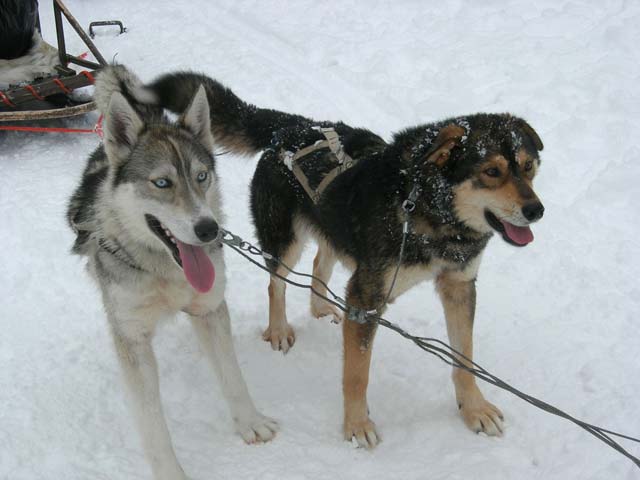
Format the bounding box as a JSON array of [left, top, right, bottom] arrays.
[[1, 1, 639, 479]]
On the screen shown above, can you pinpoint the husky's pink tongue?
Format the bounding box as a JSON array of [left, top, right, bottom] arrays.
[[176, 240, 215, 293], [501, 221, 534, 245]]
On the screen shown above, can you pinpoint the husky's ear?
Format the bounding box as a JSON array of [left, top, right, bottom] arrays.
[[181, 85, 214, 152], [423, 124, 465, 167], [104, 92, 144, 165], [518, 119, 544, 151]]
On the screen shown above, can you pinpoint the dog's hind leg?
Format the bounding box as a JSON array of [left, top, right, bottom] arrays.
[[436, 272, 504, 436], [310, 239, 342, 323], [189, 300, 278, 443], [110, 324, 187, 480]]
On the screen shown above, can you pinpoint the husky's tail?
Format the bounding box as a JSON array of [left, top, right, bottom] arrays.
[[145, 72, 310, 156], [94, 64, 162, 121]]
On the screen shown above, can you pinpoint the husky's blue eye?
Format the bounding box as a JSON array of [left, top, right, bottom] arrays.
[[197, 171, 208, 182], [152, 178, 172, 189]]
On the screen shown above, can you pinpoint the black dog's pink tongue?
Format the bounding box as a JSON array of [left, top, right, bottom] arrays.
[[501, 220, 534, 245], [176, 240, 215, 293]]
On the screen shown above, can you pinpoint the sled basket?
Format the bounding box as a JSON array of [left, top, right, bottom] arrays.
[[0, 0, 111, 123]]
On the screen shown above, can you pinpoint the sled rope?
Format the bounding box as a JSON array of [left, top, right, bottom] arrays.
[[0, 91, 15, 107], [52, 78, 73, 94], [218, 228, 640, 469], [0, 114, 103, 137]]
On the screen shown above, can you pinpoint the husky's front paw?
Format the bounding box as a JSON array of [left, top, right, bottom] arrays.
[[344, 417, 380, 449], [262, 324, 295, 353], [235, 412, 279, 444], [459, 398, 504, 436]]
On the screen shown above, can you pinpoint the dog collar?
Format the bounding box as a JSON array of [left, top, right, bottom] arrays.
[[98, 237, 146, 272]]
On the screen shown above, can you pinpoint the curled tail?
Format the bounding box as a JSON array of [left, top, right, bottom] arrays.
[[147, 71, 311, 156]]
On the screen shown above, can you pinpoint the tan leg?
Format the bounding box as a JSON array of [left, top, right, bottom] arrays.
[[310, 240, 342, 323], [263, 239, 304, 354], [436, 274, 504, 436], [342, 292, 380, 448]]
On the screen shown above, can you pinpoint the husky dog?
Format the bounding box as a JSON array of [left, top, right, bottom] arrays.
[[66, 66, 277, 480], [141, 71, 544, 449]]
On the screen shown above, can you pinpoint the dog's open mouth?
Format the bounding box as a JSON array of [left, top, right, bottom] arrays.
[[484, 210, 534, 247], [145, 214, 216, 293], [145, 214, 182, 266]]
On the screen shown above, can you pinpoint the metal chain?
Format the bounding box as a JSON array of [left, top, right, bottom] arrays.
[[219, 228, 640, 468], [98, 237, 145, 272]]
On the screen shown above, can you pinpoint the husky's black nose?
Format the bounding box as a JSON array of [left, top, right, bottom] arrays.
[[522, 202, 544, 222], [194, 218, 219, 242]]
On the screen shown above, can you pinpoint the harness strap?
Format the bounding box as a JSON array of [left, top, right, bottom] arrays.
[[290, 162, 320, 202], [279, 127, 356, 204], [314, 162, 347, 198], [290, 140, 329, 163], [316, 127, 352, 165]]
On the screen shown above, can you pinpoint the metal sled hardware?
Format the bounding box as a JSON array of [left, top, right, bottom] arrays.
[[89, 21, 127, 39]]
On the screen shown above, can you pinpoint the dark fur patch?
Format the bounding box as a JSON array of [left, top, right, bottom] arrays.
[[67, 147, 109, 254]]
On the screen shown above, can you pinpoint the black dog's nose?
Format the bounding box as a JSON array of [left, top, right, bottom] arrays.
[[194, 218, 219, 242], [522, 202, 545, 222]]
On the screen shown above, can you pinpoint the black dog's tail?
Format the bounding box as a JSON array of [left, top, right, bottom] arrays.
[[147, 71, 310, 156]]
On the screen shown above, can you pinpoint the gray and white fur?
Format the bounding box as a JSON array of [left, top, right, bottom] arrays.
[[67, 65, 277, 480]]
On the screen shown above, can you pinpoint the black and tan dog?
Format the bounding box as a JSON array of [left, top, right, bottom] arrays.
[[145, 72, 544, 448]]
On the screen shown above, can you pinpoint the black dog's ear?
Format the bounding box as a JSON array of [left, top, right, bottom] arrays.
[[423, 124, 466, 167], [519, 119, 544, 151]]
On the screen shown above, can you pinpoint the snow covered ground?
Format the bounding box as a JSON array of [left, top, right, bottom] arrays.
[[1, 1, 639, 478]]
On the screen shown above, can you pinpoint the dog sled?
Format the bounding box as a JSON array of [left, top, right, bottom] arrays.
[[0, 0, 119, 125]]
